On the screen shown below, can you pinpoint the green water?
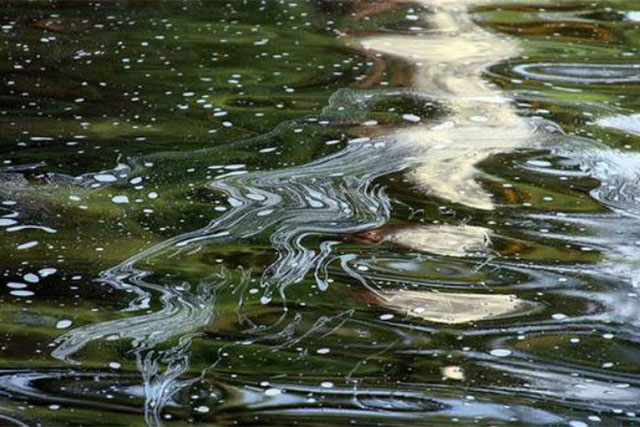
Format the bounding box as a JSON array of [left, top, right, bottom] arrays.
[[1, 1, 640, 425]]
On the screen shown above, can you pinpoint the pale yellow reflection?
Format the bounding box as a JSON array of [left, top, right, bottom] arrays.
[[383, 224, 490, 256], [359, 0, 529, 210], [382, 290, 531, 324]]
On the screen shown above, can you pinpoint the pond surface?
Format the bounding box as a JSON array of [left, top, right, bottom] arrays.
[[1, 0, 640, 425]]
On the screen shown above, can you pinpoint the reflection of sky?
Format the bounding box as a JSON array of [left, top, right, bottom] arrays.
[[627, 11, 640, 22], [483, 362, 640, 407], [438, 398, 564, 424], [597, 113, 640, 136]]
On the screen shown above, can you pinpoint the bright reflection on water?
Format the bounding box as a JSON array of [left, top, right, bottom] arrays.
[[1, 0, 640, 425]]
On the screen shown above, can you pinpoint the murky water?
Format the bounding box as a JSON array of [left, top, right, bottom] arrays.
[[2, 0, 640, 425]]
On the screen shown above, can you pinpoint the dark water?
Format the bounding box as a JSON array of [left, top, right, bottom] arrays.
[[1, 0, 640, 425]]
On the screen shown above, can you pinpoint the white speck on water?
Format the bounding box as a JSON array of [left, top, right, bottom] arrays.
[[526, 160, 552, 167], [56, 319, 73, 329], [48, 404, 61, 411], [109, 362, 121, 369], [17, 241, 38, 250], [111, 195, 129, 204], [225, 164, 246, 170], [7, 282, 27, 289], [23, 273, 39, 283], [195, 405, 210, 413], [39, 268, 57, 277], [379, 314, 394, 320], [317, 348, 330, 354], [10, 290, 34, 297], [264, 388, 281, 396], [148, 192, 159, 199], [552, 313, 567, 320], [320, 381, 334, 388], [0, 219, 17, 227], [490, 349, 511, 357], [94, 174, 117, 183], [402, 113, 421, 122], [568, 421, 589, 427]]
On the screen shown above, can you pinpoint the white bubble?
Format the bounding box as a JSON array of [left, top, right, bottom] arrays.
[[17, 241, 38, 250], [402, 113, 421, 122], [23, 273, 39, 283], [111, 195, 129, 204], [56, 319, 73, 329], [490, 349, 511, 357], [38, 268, 57, 277], [94, 174, 117, 183], [264, 388, 281, 396], [10, 290, 34, 297], [7, 282, 27, 289]]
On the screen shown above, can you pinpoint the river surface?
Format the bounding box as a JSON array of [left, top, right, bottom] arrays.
[[1, 0, 640, 425]]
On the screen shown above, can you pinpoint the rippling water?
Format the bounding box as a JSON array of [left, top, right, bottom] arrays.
[[2, 0, 640, 425]]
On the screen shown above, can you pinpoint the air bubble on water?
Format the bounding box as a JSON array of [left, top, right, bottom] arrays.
[[402, 114, 421, 122], [7, 282, 27, 289], [490, 349, 511, 357], [94, 174, 117, 183], [56, 319, 73, 329], [526, 160, 552, 167], [264, 388, 281, 396], [111, 196, 129, 204], [10, 290, 34, 297], [24, 273, 39, 283], [17, 241, 38, 250]]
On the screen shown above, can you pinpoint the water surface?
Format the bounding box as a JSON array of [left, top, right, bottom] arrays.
[[1, 0, 640, 425]]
